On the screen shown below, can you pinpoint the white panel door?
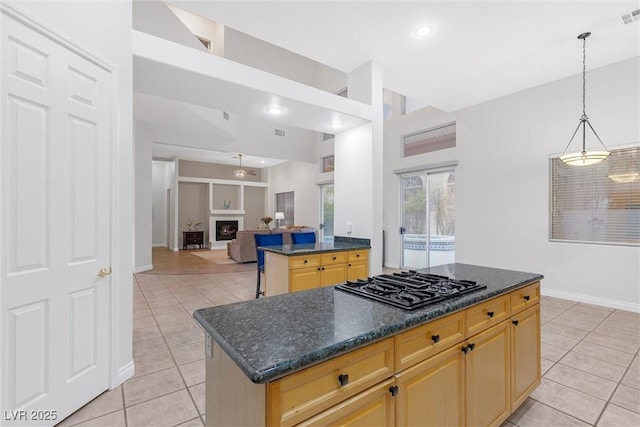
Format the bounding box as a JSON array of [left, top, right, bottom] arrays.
[[1, 11, 112, 425]]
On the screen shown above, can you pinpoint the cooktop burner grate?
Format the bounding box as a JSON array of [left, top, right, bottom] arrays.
[[335, 271, 487, 310]]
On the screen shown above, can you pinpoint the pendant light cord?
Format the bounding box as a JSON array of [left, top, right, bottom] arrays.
[[582, 36, 587, 119]]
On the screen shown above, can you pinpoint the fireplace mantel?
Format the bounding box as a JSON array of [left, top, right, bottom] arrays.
[[210, 209, 245, 215]]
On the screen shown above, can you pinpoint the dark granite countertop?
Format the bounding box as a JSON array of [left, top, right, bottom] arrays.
[[193, 263, 542, 384], [259, 241, 371, 256]]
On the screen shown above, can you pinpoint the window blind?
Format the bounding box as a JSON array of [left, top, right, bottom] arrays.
[[550, 146, 640, 245]]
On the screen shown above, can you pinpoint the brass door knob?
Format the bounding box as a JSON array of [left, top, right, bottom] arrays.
[[98, 267, 112, 278]]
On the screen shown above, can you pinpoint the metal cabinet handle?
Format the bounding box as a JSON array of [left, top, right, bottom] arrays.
[[389, 385, 399, 397], [431, 334, 440, 343], [524, 295, 530, 301], [512, 320, 519, 326], [338, 374, 349, 387], [468, 343, 475, 351], [487, 311, 495, 318], [461, 346, 469, 354]]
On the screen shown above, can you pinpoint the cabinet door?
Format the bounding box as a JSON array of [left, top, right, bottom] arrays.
[[320, 263, 347, 287], [465, 321, 510, 427], [511, 304, 541, 409], [347, 261, 368, 281], [297, 379, 395, 427], [395, 345, 464, 427], [290, 267, 320, 292]]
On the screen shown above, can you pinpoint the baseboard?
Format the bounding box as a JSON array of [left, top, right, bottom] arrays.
[[134, 264, 153, 273], [152, 243, 166, 247], [542, 288, 640, 313], [114, 360, 134, 387]]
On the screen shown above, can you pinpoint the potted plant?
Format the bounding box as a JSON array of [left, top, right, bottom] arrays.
[[260, 216, 273, 230], [187, 218, 202, 231]]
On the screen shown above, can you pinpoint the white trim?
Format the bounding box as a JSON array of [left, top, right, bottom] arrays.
[[1, 2, 115, 71], [542, 288, 640, 313], [134, 264, 153, 273], [152, 243, 166, 248], [114, 361, 135, 387], [178, 175, 269, 187], [393, 161, 458, 175]]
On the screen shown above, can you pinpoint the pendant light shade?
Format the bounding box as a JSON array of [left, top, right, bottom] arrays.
[[234, 154, 246, 178], [560, 32, 610, 166]]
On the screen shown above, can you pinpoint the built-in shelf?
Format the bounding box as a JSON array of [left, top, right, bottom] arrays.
[[210, 209, 245, 215]]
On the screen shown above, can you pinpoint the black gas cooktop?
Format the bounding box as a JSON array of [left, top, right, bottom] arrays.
[[335, 271, 487, 310]]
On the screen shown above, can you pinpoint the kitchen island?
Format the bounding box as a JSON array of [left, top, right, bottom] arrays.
[[260, 236, 371, 296], [194, 263, 543, 426]]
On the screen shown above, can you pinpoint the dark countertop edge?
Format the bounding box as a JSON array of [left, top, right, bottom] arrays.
[[194, 273, 543, 384], [259, 243, 371, 256]]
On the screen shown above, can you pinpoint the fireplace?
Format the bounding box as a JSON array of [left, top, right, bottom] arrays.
[[216, 220, 238, 241]]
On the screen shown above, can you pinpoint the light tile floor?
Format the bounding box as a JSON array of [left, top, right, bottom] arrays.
[[57, 268, 640, 427]]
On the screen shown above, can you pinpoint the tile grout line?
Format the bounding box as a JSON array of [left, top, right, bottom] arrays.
[[157, 275, 206, 424], [520, 300, 628, 426], [593, 345, 640, 426], [129, 277, 202, 425]]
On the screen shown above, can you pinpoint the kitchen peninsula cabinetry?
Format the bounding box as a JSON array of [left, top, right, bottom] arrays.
[[263, 245, 369, 296], [347, 249, 369, 281]]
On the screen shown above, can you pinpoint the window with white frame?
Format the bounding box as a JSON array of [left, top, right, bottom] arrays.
[[276, 191, 295, 227], [550, 146, 640, 245], [403, 122, 456, 157]]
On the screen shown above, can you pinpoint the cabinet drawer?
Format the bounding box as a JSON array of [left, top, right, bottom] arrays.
[[510, 282, 540, 315], [465, 295, 510, 337], [289, 254, 321, 269], [347, 250, 368, 262], [267, 337, 394, 427], [395, 311, 465, 371], [321, 252, 347, 265], [296, 379, 395, 427]]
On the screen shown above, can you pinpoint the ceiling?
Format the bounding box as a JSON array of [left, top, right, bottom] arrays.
[[175, 0, 639, 111], [142, 1, 639, 167]]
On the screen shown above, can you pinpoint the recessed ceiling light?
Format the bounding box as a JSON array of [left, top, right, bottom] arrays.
[[330, 122, 342, 130], [260, 160, 265, 164], [267, 106, 284, 115], [415, 26, 432, 37]]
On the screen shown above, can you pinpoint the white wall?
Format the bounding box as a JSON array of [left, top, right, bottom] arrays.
[[269, 161, 319, 229], [134, 121, 153, 272], [334, 62, 384, 275], [133, 1, 205, 52], [225, 27, 346, 94], [384, 57, 640, 311], [152, 161, 172, 246], [14, 0, 134, 385]]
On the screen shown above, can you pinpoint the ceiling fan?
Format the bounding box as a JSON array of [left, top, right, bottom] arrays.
[[233, 154, 257, 177]]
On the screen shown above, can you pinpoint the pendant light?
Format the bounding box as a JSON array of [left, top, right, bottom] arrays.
[[234, 154, 246, 178], [559, 32, 610, 166]]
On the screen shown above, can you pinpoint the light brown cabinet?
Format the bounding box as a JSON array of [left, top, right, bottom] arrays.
[[347, 250, 369, 281], [395, 344, 464, 426], [464, 320, 511, 427], [297, 379, 395, 427], [510, 304, 541, 409], [265, 249, 369, 296], [205, 282, 541, 427]]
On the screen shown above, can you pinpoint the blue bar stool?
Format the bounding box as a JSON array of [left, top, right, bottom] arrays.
[[291, 231, 316, 244], [254, 233, 283, 298]]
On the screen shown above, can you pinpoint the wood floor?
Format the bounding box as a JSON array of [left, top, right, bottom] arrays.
[[142, 247, 255, 275]]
